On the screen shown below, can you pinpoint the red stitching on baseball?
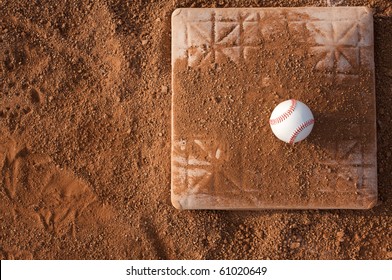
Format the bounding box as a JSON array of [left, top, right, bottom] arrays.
[[289, 119, 315, 145], [269, 99, 297, 125]]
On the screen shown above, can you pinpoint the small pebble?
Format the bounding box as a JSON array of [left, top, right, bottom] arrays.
[[290, 242, 301, 249]]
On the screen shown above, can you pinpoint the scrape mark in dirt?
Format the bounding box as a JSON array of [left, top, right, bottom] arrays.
[[0, 139, 98, 238], [1, 139, 26, 199], [140, 217, 172, 259]]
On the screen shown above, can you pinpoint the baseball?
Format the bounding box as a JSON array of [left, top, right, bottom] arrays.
[[269, 99, 315, 144]]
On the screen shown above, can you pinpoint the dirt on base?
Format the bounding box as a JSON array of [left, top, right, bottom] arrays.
[[0, 0, 391, 259], [172, 7, 377, 210]]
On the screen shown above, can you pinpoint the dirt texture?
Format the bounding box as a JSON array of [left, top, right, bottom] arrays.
[[0, 0, 391, 259]]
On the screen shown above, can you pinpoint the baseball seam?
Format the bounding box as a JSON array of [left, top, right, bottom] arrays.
[[289, 119, 315, 145], [269, 99, 297, 125]]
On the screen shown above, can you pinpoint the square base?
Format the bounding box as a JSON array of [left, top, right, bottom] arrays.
[[171, 7, 377, 210]]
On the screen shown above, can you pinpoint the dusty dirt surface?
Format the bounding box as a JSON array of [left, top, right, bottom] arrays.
[[0, 0, 391, 259]]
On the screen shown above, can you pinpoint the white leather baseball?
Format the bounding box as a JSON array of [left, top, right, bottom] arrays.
[[269, 99, 315, 144]]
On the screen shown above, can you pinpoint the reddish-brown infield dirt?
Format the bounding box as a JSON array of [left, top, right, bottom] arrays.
[[0, 0, 391, 259]]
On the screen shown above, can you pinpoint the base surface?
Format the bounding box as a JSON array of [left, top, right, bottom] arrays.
[[171, 7, 377, 210]]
